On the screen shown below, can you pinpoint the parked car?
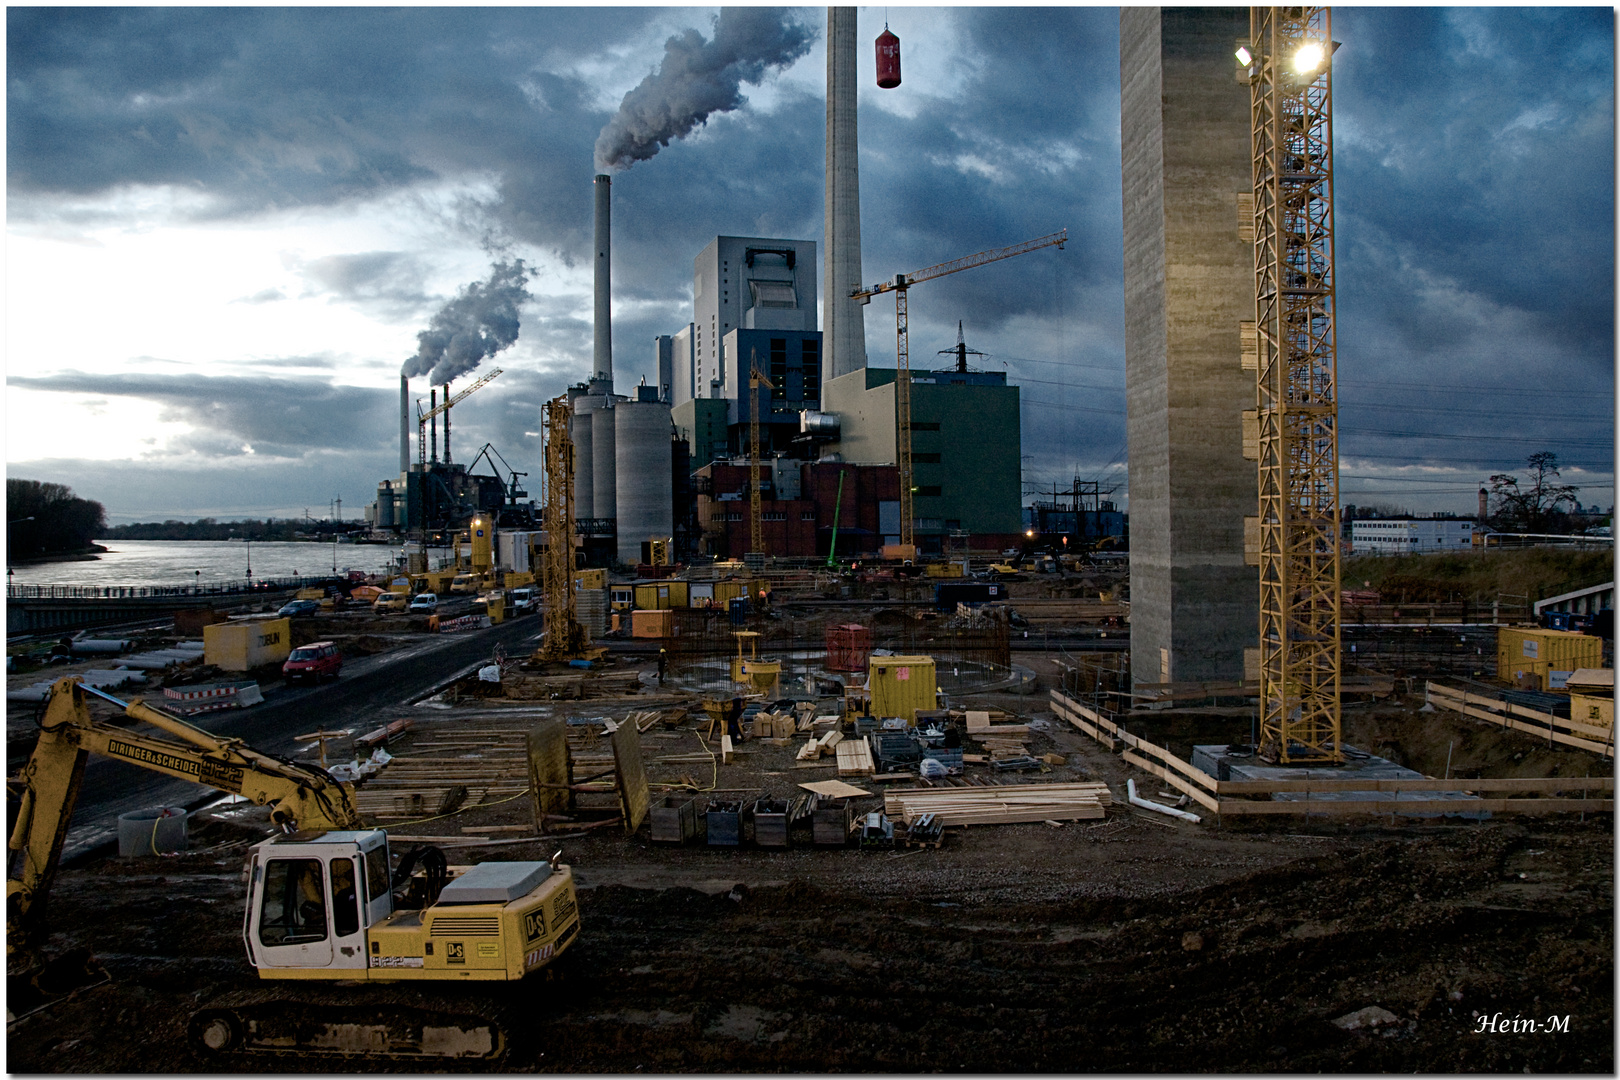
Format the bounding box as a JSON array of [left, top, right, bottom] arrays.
[[373, 591, 409, 613], [278, 599, 321, 617], [506, 586, 539, 614], [282, 641, 342, 683], [408, 592, 439, 613], [449, 573, 482, 595]]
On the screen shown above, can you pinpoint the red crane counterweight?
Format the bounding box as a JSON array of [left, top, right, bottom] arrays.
[[876, 27, 901, 88]]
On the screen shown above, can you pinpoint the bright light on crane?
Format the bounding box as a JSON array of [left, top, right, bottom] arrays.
[[1293, 41, 1326, 73]]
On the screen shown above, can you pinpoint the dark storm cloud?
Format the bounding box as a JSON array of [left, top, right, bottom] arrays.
[[1331, 7, 1614, 476], [8, 371, 393, 459], [594, 7, 816, 172]]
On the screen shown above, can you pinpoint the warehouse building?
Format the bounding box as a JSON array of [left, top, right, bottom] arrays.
[[1350, 518, 1476, 555]]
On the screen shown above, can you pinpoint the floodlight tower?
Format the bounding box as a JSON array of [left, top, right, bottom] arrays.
[[1238, 8, 1343, 764]]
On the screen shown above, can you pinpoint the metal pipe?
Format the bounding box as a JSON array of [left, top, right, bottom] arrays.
[[1126, 778, 1201, 823]]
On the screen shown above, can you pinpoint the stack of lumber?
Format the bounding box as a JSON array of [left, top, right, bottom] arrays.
[[836, 737, 875, 776], [498, 670, 645, 700], [797, 728, 844, 760], [962, 709, 1032, 758], [354, 728, 531, 821], [986, 598, 1128, 627], [885, 781, 1112, 825]]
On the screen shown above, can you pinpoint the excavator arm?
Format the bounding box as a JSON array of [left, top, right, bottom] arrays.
[[8, 677, 361, 955]]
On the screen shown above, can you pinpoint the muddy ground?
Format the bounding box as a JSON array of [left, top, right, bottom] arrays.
[[7, 685, 1613, 1073]]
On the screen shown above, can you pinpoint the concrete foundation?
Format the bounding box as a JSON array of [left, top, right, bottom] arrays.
[[1191, 744, 1489, 818], [1121, 8, 1257, 685]]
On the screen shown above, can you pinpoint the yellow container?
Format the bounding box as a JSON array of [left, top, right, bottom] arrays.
[[1570, 692, 1613, 729], [632, 609, 674, 639], [868, 655, 937, 722], [474, 594, 505, 623], [503, 571, 534, 589], [634, 581, 690, 610], [610, 586, 635, 611], [295, 587, 326, 600], [1496, 628, 1604, 690], [423, 570, 457, 594], [713, 581, 748, 604], [574, 568, 607, 591], [204, 617, 292, 672], [925, 561, 967, 579]]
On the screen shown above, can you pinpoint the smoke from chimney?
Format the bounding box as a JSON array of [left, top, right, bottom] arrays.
[[400, 260, 534, 386], [594, 8, 815, 172]]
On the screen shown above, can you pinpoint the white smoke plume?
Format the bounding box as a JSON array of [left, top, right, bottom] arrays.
[[594, 8, 816, 172], [401, 259, 534, 385]]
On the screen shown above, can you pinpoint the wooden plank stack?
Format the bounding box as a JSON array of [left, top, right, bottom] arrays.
[[355, 727, 531, 822], [836, 737, 875, 776], [962, 709, 1033, 759], [885, 781, 1112, 826]]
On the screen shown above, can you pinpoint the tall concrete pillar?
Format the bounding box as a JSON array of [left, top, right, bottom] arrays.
[[1121, 8, 1257, 686], [593, 174, 613, 384], [823, 7, 867, 390]]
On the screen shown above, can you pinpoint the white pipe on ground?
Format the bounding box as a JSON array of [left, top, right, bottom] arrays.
[[1127, 778, 1202, 823]]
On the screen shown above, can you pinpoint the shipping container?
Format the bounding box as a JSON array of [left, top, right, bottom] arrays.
[[1496, 627, 1604, 690], [1570, 692, 1614, 729], [203, 617, 292, 672], [825, 623, 873, 672], [689, 581, 715, 607], [868, 655, 937, 722], [634, 581, 690, 610], [631, 609, 675, 639], [573, 568, 608, 591]]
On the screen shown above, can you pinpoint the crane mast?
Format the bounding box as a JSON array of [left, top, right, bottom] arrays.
[[1242, 7, 1342, 763], [852, 230, 1066, 552]]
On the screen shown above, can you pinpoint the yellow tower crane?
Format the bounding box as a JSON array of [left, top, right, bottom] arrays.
[[416, 367, 503, 468], [851, 231, 1066, 554], [1238, 8, 1343, 763], [748, 349, 776, 559]]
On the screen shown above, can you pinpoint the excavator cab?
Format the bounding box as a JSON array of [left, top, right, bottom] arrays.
[[244, 830, 392, 973]]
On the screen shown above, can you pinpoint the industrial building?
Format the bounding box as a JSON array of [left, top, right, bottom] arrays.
[[1120, 7, 1258, 685], [1349, 517, 1476, 555], [694, 460, 899, 558]]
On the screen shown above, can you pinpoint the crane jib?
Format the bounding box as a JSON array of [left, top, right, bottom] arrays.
[[104, 739, 246, 794]]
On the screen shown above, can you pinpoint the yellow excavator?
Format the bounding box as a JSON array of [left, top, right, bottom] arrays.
[[7, 677, 580, 1060]]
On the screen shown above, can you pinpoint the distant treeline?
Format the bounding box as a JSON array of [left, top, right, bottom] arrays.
[[7, 480, 108, 560], [102, 518, 313, 542]]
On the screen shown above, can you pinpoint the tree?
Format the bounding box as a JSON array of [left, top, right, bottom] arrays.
[[6, 479, 107, 559], [1488, 452, 1579, 534]]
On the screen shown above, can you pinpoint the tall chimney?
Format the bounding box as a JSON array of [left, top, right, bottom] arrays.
[[594, 174, 613, 386], [430, 388, 438, 463], [823, 7, 868, 393], [1478, 487, 1489, 522], [442, 382, 452, 463], [399, 375, 410, 472]]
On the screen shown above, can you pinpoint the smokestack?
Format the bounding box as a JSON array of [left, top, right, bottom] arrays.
[[400, 375, 410, 472], [430, 388, 438, 463], [443, 383, 452, 462], [1479, 487, 1489, 523], [594, 174, 613, 386], [824, 7, 868, 392]]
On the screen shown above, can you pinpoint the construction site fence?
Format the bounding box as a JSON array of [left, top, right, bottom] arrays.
[[1048, 689, 1614, 819], [1425, 681, 1615, 759]]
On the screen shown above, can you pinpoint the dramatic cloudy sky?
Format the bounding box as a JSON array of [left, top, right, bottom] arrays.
[[6, 6, 1614, 524]]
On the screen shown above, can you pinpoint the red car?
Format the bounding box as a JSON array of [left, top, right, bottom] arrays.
[[282, 641, 342, 683]]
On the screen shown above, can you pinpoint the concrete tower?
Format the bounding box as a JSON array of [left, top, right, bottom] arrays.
[[1120, 7, 1257, 686], [823, 7, 867, 392]]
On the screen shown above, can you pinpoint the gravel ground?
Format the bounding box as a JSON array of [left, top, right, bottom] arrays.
[[7, 680, 1613, 1073]]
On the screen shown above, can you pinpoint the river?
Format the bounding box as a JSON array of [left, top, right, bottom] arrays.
[[6, 540, 454, 589]]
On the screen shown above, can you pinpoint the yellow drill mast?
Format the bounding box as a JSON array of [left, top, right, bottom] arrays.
[[852, 231, 1066, 552], [536, 394, 586, 661], [1242, 7, 1343, 763]]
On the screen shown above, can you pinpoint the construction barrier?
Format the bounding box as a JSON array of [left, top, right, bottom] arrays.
[[1049, 690, 1614, 819]]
